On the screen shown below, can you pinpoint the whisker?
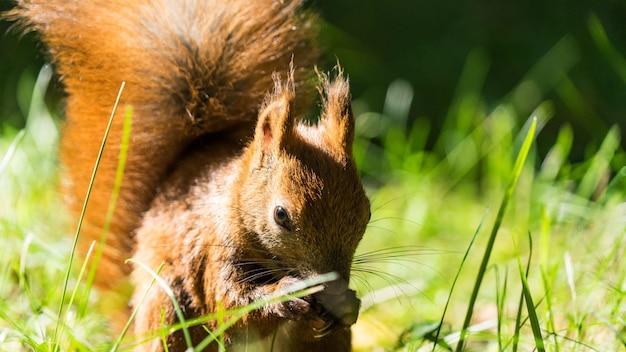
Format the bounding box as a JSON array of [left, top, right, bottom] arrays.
[[355, 246, 451, 261], [368, 215, 422, 228], [362, 224, 401, 236], [351, 266, 409, 290], [234, 267, 288, 286], [349, 272, 374, 295], [359, 279, 426, 312]]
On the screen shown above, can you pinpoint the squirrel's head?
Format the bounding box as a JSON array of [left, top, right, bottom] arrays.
[[236, 68, 370, 331]]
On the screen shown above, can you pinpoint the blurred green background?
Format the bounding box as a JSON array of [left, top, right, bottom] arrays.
[[315, 0, 626, 163], [1, 0, 625, 161]]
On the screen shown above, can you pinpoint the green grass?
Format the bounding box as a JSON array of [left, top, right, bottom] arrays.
[[1, 38, 626, 351], [348, 34, 626, 351]]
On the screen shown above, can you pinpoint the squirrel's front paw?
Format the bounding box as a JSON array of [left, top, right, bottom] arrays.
[[271, 276, 311, 320], [314, 288, 360, 327], [275, 297, 311, 320], [269, 276, 360, 328]]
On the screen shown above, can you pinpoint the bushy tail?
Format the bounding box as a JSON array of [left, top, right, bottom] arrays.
[[9, 0, 319, 290]]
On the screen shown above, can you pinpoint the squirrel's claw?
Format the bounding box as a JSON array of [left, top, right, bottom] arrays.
[[312, 320, 335, 338]]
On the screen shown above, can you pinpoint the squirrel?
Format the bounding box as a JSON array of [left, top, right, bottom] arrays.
[[9, 0, 371, 350]]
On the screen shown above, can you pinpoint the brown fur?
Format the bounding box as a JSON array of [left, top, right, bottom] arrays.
[[8, 0, 370, 350]]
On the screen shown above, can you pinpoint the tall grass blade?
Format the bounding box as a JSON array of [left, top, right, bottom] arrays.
[[160, 308, 170, 352], [589, 14, 626, 84], [52, 82, 126, 350], [577, 125, 620, 199], [0, 129, 25, 176], [513, 233, 545, 352], [128, 258, 193, 350], [539, 206, 559, 352], [194, 273, 338, 351], [512, 232, 535, 352], [555, 78, 603, 136], [455, 117, 537, 351], [441, 48, 490, 139], [494, 265, 508, 351], [83, 104, 133, 315], [110, 262, 163, 352], [595, 314, 626, 348], [62, 240, 96, 349], [600, 166, 626, 205], [431, 208, 489, 351], [539, 125, 572, 181], [507, 36, 579, 116]]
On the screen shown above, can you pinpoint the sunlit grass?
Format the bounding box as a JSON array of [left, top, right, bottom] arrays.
[[0, 66, 111, 351], [350, 34, 625, 351]]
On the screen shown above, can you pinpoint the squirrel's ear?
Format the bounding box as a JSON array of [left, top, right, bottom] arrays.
[[318, 68, 354, 163], [254, 73, 296, 157]]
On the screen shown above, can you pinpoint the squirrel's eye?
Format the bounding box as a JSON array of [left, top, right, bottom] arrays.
[[273, 206, 291, 230]]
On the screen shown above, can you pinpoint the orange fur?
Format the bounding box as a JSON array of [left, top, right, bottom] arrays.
[[9, 1, 370, 350]]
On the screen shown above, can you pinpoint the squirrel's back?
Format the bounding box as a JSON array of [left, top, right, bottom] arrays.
[[9, 0, 319, 290]]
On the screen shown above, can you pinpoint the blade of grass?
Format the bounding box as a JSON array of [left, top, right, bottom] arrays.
[[513, 232, 545, 352], [443, 48, 490, 135], [193, 273, 337, 351], [512, 232, 534, 352], [595, 314, 626, 349], [431, 207, 489, 351], [455, 117, 537, 351], [588, 14, 626, 84], [202, 327, 226, 352], [494, 265, 508, 352], [507, 36, 579, 116], [211, 302, 226, 352], [128, 258, 193, 350], [52, 82, 126, 351], [17, 233, 34, 302], [160, 307, 169, 352], [539, 205, 559, 352], [555, 77, 604, 137], [109, 263, 164, 352], [538, 125, 573, 182], [577, 125, 620, 200], [600, 166, 626, 205], [0, 129, 26, 176], [82, 104, 133, 316], [125, 273, 336, 351], [62, 240, 96, 350], [125, 259, 324, 351]]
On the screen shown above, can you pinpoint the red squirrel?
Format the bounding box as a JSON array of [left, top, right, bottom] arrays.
[[9, 0, 370, 350]]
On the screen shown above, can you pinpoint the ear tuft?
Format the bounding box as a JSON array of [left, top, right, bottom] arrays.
[[253, 70, 296, 158], [317, 66, 354, 163]]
